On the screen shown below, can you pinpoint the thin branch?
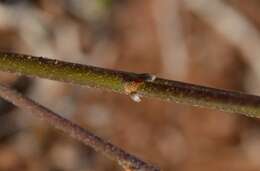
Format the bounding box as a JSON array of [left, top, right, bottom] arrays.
[[0, 52, 260, 118], [0, 83, 160, 171]]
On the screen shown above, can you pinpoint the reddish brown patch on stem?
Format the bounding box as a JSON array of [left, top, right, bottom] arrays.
[[124, 81, 143, 95]]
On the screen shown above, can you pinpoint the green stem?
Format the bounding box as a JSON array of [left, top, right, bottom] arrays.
[[0, 52, 260, 118]]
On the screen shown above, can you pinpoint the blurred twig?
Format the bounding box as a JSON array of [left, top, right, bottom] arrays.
[[1, 52, 260, 118], [0, 76, 32, 115], [0, 83, 160, 171]]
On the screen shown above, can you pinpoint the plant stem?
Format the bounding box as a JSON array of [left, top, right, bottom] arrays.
[[0, 83, 160, 171], [0, 52, 260, 118]]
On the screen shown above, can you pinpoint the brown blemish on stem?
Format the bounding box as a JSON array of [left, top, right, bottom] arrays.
[[124, 81, 143, 95]]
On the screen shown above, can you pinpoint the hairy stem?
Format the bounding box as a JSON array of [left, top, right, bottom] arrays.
[[0, 83, 160, 171], [0, 52, 260, 118]]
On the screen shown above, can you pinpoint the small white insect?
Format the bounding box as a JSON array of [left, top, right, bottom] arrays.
[[138, 73, 156, 82], [146, 74, 156, 82], [130, 93, 142, 103]]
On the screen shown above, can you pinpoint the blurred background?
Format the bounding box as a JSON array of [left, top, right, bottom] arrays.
[[0, 0, 260, 170]]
